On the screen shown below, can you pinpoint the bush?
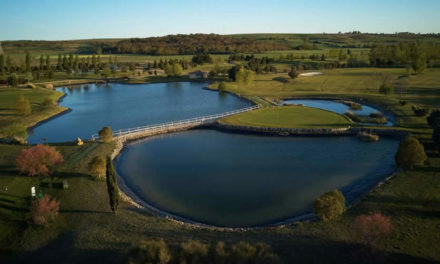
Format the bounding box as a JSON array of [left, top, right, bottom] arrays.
[[412, 105, 428, 116], [231, 242, 281, 264], [43, 98, 57, 108], [30, 194, 60, 226], [288, 67, 298, 79], [179, 240, 209, 264], [395, 137, 427, 170], [313, 189, 345, 221], [379, 83, 394, 95], [218, 81, 227, 92], [16, 96, 31, 115], [7, 73, 18, 87], [369, 112, 384, 118], [88, 156, 106, 180], [127, 239, 171, 264], [353, 212, 391, 246], [16, 144, 63, 176], [98, 126, 113, 142], [399, 100, 407, 106]]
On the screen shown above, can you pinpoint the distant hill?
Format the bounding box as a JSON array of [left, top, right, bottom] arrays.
[[2, 33, 440, 56]]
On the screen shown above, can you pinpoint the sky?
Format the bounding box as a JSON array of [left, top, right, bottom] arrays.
[[0, 0, 439, 40]]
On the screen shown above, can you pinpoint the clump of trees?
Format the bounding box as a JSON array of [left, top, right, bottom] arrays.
[[16, 144, 63, 176], [427, 110, 440, 152], [88, 156, 106, 180], [30, 194, 60, 226], [229, 66, 255, 85], [16, 96, 31, 115], [127, 239, 281, 264], [98, 126, 113, 142], [411, 105, 429, 116], [395, 136, 427, 170], [313, 189, 346, 221], [191, 54, 213, 65], [106, 156, 119, 213], [165, 63, 183, 77]]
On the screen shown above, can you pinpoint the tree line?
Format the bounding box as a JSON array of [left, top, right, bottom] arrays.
[[99, 34, 290, 55]]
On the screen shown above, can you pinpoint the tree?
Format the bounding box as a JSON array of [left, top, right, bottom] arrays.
[[379, 82, 393, 95], [8, 73, 18, 87], [0, 54, 4, 72], [128, 239, 171, 264], [30, 194, 60, 226], [165, 63, 182, 77], [353, 212, 391, 247], [428, 110, 440, 151], [25, 50, 31, 72], [25, 72, 33, 82], [106, 156, 119, 213], [313, 189, 346, 221], [15, 96, 31, 115], [39, 55, 44, 70], [101, 64, 111, 79], [88, 156, 106, 180], [235, 67, 255, 85], [231, 242, 281, 264], [395, 136, 427, 170], [288, 67, 298, 79], [412, 51, 426, 74], [218, 81, 227, 92], [98, 126, 113, 142], [16, 144, 63, 176]]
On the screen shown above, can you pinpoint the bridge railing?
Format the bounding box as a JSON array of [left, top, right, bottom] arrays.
[[91, 104, 260, 140]]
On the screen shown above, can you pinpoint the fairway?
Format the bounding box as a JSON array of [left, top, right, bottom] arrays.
[[219, 105, 352, 128]]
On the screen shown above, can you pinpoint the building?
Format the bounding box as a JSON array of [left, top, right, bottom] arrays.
[[189, 70, 208, 79]]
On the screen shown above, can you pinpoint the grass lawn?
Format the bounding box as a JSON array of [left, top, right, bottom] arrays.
[[220, 105, 352, 128], [0, 87, 66, 130]]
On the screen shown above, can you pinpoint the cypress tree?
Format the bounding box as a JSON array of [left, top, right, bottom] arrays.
[[105, 156, 119, 213]]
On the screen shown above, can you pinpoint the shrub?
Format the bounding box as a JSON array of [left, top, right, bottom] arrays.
[[379, 83, 394, 95], [231, 242, 281, 264], [288, 67, 298, 79], [43, 98, 56, 108], [369, 112, 384, 118], [313, 189, 346, 221], [179, 240, 209, 264], [218, 81, 227, 92], [16, 96, 31, 115], [8, 73, 18, 87], [427, 110, 440, 128], [399, 100, 407, 106], [30, 194, 60, 226], [98, 126, 113, 142], [88, 156, 106, 180], [412, 105, 428, 116], [16, 144, 63, 176], [353, 212, 391, 246], [395, 136, 427, 170], [127, 239, 171, 264]]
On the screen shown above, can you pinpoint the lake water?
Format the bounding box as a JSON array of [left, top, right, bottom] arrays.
[[28, 82, 251, 143], [116, 129, 398, 227], [30, 82, 399, 227], [282, 99, 393, 126]]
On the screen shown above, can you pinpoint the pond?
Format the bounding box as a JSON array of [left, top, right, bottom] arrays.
[[282, 99, 393, 126], [28, 82, 251, 143], [116, 129, 398, 227]]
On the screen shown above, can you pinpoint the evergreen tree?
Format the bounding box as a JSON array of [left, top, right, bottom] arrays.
[[25, 50, 31, 72], [0, 54, 4, 73], [45, 55, 50, 70], [105, 156, 119, 213], [57, 54, 62, 70], [39, 56, 44, 71]]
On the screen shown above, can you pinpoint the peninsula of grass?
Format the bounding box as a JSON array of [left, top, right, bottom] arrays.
[[219, 105, 352, 128]]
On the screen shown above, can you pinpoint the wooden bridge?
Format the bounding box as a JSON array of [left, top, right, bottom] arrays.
[[92, 105, 260, 143]]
